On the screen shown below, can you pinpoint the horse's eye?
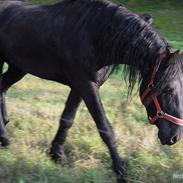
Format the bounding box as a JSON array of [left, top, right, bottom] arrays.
[[164, 88, 173, 94]]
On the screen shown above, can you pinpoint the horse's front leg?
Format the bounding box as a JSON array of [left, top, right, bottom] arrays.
[[50, 89, 82, 163], [76, 81, 127, 183]]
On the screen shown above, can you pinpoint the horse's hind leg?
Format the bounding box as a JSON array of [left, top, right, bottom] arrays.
[[0, 64, 25, 146], [1, 64, 25, 125], [0, 110, 9, 146], [0, 62, 9, 146], [50, 89, 81, 163], [1, 92, 9, 125]]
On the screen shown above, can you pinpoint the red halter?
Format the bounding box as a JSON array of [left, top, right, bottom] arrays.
[[140, 53, 183, 126]]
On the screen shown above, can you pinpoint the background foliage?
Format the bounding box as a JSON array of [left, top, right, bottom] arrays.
[[0, 0, 183, 183]]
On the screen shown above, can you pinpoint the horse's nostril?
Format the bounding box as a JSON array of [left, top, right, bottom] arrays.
[[170, 135, 178, 144]]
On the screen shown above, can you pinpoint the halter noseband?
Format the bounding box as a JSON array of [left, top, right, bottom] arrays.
[[140, 53, 183, 126]]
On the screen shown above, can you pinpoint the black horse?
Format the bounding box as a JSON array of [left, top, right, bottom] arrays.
[[0, 0, 183, 182]]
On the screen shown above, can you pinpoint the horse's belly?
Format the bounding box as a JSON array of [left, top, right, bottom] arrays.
[[7, 57, 70, 85]]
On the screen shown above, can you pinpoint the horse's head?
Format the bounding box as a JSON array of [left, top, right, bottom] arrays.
[[140, 51, 183, 145]]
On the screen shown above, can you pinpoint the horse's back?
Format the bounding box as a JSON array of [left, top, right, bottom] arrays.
[[0, 1, 67, 80], [0, 0, 121, 85]]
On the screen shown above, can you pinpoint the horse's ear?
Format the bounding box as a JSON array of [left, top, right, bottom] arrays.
[[168, 50, 180, 65], [171, 50, 180, 58], [140, 14, 153, 24], [174, 50, 180, 54]]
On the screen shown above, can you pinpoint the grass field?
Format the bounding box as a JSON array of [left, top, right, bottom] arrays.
[[0, 0, 183, 183]]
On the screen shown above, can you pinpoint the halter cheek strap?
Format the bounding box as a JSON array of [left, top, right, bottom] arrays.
[[149, 97, 183, 126], [140, 53, 183, 126], [141, 53, 165, 102]]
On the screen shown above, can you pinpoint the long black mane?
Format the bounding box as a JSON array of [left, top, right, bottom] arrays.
[[49, 0, 171, 93], [89, 1, 171, 93]]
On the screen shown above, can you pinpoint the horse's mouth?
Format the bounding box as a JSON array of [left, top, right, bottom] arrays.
[[160, 140, 175, 146], [158, 131, 181, 146]]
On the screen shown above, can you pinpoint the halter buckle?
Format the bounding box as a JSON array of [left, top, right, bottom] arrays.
[[148, 116, 156, 125], [148, 83, 154, 89], [157, 111, 165, 118], [148, 116, 152, 121]]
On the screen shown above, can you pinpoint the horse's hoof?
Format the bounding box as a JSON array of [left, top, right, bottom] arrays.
[[116, 171, 127, 183], [117, 175, 127, 183], [49, 144, 68, 165], [50, 151, 67, 164], [0, 136, 10, 147], [113, 160, 127, 183]]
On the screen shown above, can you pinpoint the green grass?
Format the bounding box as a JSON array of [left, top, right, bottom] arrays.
[[2, 77, 183, 183], [118, 0, 183, 51], [0, 0, 183, 183]]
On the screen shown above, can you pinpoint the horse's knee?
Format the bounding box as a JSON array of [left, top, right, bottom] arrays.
[[60, 118, 74, 129], [98, 125, 116, 145]]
